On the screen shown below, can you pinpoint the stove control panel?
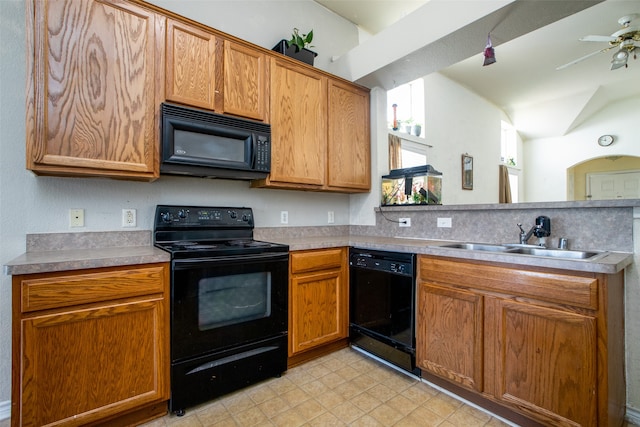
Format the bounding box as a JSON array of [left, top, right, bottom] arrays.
[[155, 205, 254, 228]]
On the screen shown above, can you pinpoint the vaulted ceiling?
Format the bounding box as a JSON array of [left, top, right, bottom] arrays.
[[315, 0, 640, 139]]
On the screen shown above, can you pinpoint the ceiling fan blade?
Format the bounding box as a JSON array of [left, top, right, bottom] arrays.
[[555, 46, 616, 70], [580, 35, 617, 42]]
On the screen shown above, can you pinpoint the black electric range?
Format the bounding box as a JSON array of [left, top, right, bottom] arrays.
[[153, 205, 289, 415], [153, 205, 288, 258]]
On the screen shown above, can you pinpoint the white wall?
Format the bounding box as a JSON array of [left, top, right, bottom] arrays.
[[523, 96, 640, 202], [423, 73, 507, 205], [0, 0, 360, 406], [146, 0, 358, 78]]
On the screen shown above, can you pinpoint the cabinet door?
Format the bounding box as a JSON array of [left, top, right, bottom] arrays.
[[266, 59, 327, 188], [26, 0, 162, 180], [416, 282, 484, 392], [290, 269, 348, 355], [20, 296, 169, 426], [327, 80, 370, 191], [289, 249, 348, 356], [166, 18, 217, 110], [493, 299, 597, 427], [223, 40, 268, 121]]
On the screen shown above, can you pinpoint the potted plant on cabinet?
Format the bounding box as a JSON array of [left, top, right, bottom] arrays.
[[272, 28, 318, 65]]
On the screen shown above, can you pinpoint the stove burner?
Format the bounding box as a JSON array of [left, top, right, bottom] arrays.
[[225, 240, 271, 248], [167, 242, 220, 251], [186, 244, 219, 250]]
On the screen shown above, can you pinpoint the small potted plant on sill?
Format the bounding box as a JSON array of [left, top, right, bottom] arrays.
[[403, 118, 414, 134], [413, 123, 422, 137], [272, 28, 318, 66]]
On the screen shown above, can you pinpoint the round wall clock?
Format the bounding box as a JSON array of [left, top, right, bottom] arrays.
[[598, 135, 614, 146]]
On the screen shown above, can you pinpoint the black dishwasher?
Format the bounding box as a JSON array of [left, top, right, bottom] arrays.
[[349, 248, 420, 376]]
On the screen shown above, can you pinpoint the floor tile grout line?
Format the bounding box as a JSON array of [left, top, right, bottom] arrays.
[[142, 346, 640, 427]]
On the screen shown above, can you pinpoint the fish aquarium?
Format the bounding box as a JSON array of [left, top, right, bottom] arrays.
[[381, 165, 442, 206]]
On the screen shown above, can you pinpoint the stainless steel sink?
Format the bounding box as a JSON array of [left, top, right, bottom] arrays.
[[437, 242, 606, 260], [509, 247, 602, 259], [439, 243, 517, 252]]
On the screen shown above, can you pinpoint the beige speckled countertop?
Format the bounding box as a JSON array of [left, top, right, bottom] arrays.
[[4, 232, 632, 276], [4, 245, 170, 276], [268, 235, 633, 275]]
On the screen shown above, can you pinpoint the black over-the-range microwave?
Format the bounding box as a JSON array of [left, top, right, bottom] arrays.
[[160, 103, 271, 180]]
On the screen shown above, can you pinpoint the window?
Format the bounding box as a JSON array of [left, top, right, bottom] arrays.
[[387, 79, 427, 169], [387, 78, 424, 132], [501, 121, 520, 202], [501, 121, 517, 166], [508, 173, 519, 202], [401, 140, 427, 168]]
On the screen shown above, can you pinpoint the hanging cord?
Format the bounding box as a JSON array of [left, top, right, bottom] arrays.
[[378, 205, 408, 224]]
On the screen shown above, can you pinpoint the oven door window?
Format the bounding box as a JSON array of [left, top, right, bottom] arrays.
[[198, 272, 271, 330]]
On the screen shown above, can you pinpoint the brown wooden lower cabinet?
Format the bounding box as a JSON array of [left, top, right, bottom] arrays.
[[288, 248, 349, 366], [11, 263, 170, 427], [416, 255, 625, 427]]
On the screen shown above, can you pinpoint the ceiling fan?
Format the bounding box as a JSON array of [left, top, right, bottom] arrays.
[[557, 13, 640, 70]]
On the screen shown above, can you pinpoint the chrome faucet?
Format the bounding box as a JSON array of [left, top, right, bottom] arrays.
[[517, 223, 538, 244], [517, 216, 551, 246]]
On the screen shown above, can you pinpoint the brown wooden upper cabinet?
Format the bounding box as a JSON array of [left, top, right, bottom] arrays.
[[222, 40, 269, 122], [258, 58, 328, 188], [327, 80, 371, 192], [252, 58, 371, 193], [166, 19, 268, 122], [25, 0, 368, 187], [165, 18, 217, 111], [26, 0, 164, 181]]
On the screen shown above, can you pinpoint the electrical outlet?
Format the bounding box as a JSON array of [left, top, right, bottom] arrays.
[[399, 217, 411, 227], [328, 211, 335, 224], [437, 217, 452, 228], [122, 208, 137, 227], [280, 211, 289, 224], [69, 209, 84, 227]]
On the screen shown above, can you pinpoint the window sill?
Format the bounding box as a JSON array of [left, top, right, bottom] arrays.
[[389, 130, 432, 147]]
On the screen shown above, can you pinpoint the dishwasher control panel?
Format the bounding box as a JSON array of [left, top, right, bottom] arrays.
[[349, 249, 414, 277]]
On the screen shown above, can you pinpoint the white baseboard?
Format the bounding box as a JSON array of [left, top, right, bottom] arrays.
[[627, 406, 640, 425], [0, 400, 10, 421]]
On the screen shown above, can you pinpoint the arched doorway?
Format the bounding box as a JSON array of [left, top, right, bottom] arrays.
[[566, 156, 640, 201]]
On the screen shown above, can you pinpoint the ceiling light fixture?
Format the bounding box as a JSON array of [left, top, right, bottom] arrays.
[[483, 34, 496, 66], [611, 49, 629, 69], [610, 39, 638, 70]]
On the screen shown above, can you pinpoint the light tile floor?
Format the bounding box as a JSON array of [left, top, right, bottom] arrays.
[[1, 347, 637, 427], [139, 347, 515, 426]]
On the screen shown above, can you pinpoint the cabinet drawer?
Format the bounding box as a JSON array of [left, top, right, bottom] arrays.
[[20, 264, 168, 313], [419, 257, 598, 310], [291, 248, 344, 274]]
